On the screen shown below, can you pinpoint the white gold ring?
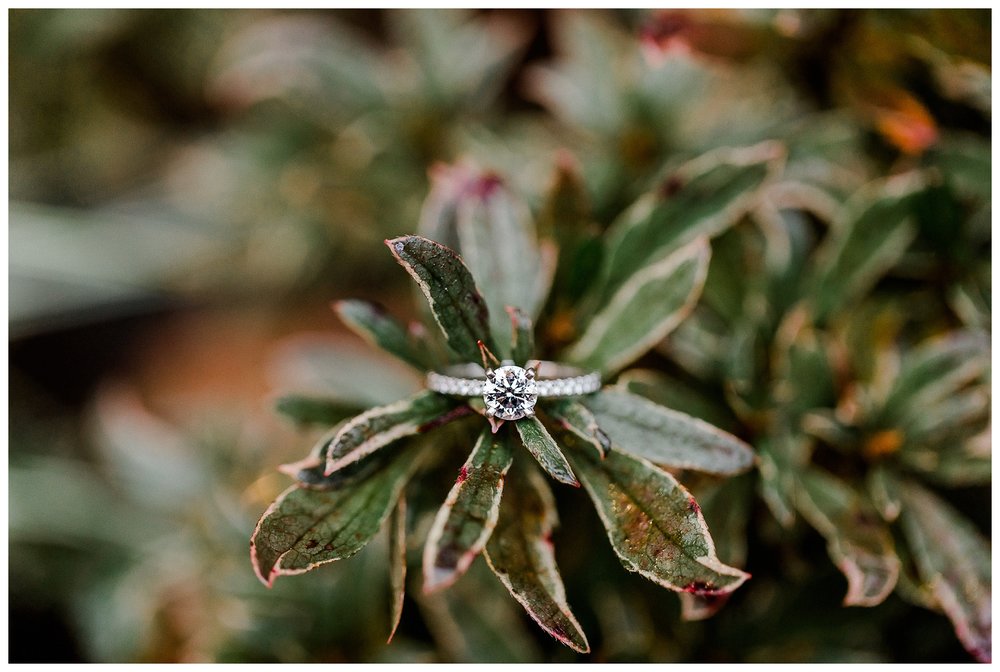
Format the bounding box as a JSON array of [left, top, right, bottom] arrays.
[[426, 360, 601, 421]]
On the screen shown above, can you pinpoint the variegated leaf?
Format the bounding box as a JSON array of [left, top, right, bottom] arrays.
[[386, 235, 499, 362], [597, 141, 783, 301], [756, 431, 808, 528], [324, 391, 466, 475], [543, 399, 610, 459], [507, 306, 535, 364], [879, 331, 989, 427], [485, 465, 589, 653], [898, 479, 991, 662], [566, 236, 710, 375], [515, 416, 579, 487], [679, 476, 752, 621], [423, 428, 514, 592], [335, 299, 436, 371], [582, 389, 754, 476], [796, 468, 900, 607], [565, 433, 750, 595], [456, 173, 555, 343], [251, 444, 425, 587], [617, 368, 739, 433], [808, 171, 927, 322]]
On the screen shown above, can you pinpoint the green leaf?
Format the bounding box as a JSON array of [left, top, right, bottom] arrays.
[[931, 132, 991, 202], [867, 465, 902, 522], [899, 423, 991, 487], [808, 171, 927, 322], [485, 464, 590, 653], [597, 141, 783, 301], [274, 394, 361, 428], [280, 434, 394, 491], [423, 428, 514, 592], [901, 385, 989, 443], [567, 236, 711, 375], [536, 152, 602, 307], [756, 431, 809, 528], [565, 436, 750, 595], [335, 299, 435, 371], [795, 468, 900, 607], [386, 235, 498, 362], [251, 444, 426, 587], [617, 369, 739, 433], [208, 14, 384, 119], [324, 391, 463, 475], [523, 11, 627, 136], [543, 399, 610, 459], [506, 306, 535, 364], [515, 416, 579, 487], [771, 310, 838, 419], [582, 389, 754, 476], [455, 174, 555, 344], [898, 479, 991, 662], [387, 497, 407, 644], [388, 9, 529, 110], [879, 331, 989, 428]]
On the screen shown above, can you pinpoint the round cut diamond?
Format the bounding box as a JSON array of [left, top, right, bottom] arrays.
[[483, 365, 537, 421]]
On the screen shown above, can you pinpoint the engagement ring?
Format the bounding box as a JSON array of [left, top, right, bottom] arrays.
[[426, 361, 601, 421]]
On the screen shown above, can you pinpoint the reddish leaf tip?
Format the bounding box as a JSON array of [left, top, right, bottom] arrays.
[[472, 173, 503, 199], [554, 147, 578, 171]]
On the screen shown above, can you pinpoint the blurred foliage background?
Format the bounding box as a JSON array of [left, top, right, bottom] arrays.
[[9, 8, 990, 663]]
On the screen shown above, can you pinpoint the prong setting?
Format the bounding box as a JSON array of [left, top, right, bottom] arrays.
[[482, 365, 538, 421]]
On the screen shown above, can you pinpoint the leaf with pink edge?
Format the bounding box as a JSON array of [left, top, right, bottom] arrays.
[[898, 479, 991, 663], [795, 467, 900, 607], [423, 427, 514, 593], [251, 444, 427, 587], [485, 465, 590, 653], [386, 235, 499, 362], [323, 391, 466, 475], [563, 431, 750, 596], [679, 476, 752, 621]]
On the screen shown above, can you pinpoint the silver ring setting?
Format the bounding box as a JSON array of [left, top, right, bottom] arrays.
[[426, 361, 602, 421]]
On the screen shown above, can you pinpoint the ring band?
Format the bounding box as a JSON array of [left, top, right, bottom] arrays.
[[426, 361, 601, 421], [426, 362, 601, 397]]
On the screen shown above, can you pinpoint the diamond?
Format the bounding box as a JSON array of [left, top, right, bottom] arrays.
[[483, 365, 538, 421]]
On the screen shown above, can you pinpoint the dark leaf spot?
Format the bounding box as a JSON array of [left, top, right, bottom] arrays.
[[683, 580, 716, 593], [658, 174, 685, 198]]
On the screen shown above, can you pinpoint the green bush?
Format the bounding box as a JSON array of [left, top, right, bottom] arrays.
[[10, 9, 989, 662]]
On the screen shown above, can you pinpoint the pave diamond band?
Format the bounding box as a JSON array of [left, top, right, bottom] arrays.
[[426, 361, 601, 421]]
